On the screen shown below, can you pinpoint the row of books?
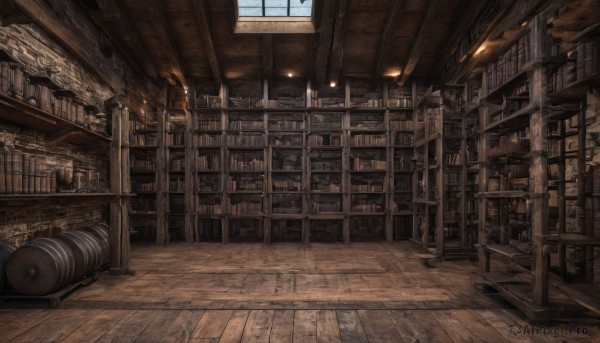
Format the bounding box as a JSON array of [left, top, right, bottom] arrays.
[[195, 133, 221, 146], [307, 134, 342, 147], [270, 135, 303, 146], [228, 178, 263, 191], [132, 160, 155, 172], [390, 120, 414, 131], [311, 161, 342, 172], [0, 62, 107, 134], [486, 33, 531, 93], [229, 157, 264, 171], [351, 184, 384, 192], [167, 132, 185, 146], [351, 134, 387, 146], [197, 155, 220, 171], [169, 178, 185, 192], [351, 159, 387, 171], [170, 159, 185, 172], [273, 179, 302, 192], [548, 41, 598, 93], [136, 181, 157, 192], [226, 134, 265, 146], [269, 120, 304, 130], [0, 151, 58, 194], [197, 120, 221, 131], [131, 133, 158, 147], [229, 120, 263, 130]]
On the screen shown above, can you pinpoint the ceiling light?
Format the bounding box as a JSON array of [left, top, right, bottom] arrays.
[[475, 44, 486, 56], [143, 99, 147, 104], [288, 73, 293, 78], [330, 82, 336, 88]]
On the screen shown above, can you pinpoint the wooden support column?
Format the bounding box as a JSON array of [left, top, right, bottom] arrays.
[[412, 81, 420, 241], [221, 84, 230, 244], [436, 100, 445, 258], [109, 99, 130, 274], [184, 83, 195, 242], [384, 82, 393, 242], [303, 80, 311, 245], [460, 85, 468, 250], [558, 119, 567, 279], [479, 71, 490, 274], [156, 106, 169, 245], [529, 14, 549, 307], [342, 81, 350, 244]]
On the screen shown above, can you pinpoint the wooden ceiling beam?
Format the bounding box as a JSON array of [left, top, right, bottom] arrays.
[[78, 0, 160, 81], [397, 0, 441, 88], [146, 0, 188, 89], [371, 0, 406, 88], [428, 0, 489, 83], [327, 0, 351, 87], [191, 0, 222, 86], [262, 34, 273, 86], [314, 0, 335, 89]]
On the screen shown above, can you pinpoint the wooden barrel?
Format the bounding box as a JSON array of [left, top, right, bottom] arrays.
[[56, 231, 103, 278], [6, 238, 75, 295], [84, 223, 110, 266], [0, 243, 16, 293]]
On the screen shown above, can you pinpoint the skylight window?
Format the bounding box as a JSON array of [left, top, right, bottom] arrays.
[[234, 0, 315, 33], [238, 0, 313, 17]]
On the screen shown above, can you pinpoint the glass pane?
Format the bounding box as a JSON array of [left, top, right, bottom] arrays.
[[265, 7, 288, 16], [265, 0, 287, 7], [238, 0, 262, 6], [239, 7, 263, 16]]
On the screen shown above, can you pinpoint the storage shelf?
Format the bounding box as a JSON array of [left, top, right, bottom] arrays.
[[0, 93, 111, 145], [476, 191, 530, 198], [0, 192, 117, 200], [482, 69, 529, 103], [484, 104, 537, 133]]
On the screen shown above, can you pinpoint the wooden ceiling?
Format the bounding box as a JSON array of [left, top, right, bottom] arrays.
[[78, 0, 478, 89]]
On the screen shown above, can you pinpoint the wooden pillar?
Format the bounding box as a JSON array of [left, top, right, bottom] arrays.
[[479, 71, 490, 275], [221, 83, 230, 243], [460, 85, 468, 250], [558, 120, 567, 279], [184, 83, 195, 242], [109, 98, 130, 274], [436, 101, 445, 258], [342, 81, 350, 244], [412, 81, 420, 241], [156, 105, 169, 245], [529, 14, 549, 307], [383, 82, 393, 241]]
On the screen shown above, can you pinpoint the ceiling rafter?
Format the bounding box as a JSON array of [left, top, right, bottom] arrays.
[[327, 0, 352, 87], [371, 0, 406, 88], [191, 0, 222, 86], [146, 0, 188, 88], [397, 0, 441, 88], [77, 0, 160, 81], [314, 0, 335, 88], [427, 0, 490, 83]]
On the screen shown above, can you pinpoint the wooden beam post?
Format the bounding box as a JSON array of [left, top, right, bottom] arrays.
[[191, 0, 222, 85], [184, 81, 195, 242], [397, 0, 441, 88], [479, 71, 490, 274], [314, 0, 335, 89], [371, 0, 405, 88], [263, 34, 274, 89], [156, 105, 169, 245], [529, 13, 549, 307], [327, 0, 351, 87], [146, 0, 188, 89], [109, 98, 127, 274]]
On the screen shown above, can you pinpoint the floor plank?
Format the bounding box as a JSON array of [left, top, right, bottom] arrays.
[[219, 310, 250, 343], [336, 310, 369, 343], [61, 310, 132, 343], [357, 310, 402, 342], [160, 310, 205, 343], [134, 310, 181, 343], [190, 310, 232, 340], [293, 310, 318, 343], [240, 310, 275, 343], [317, 310, 341, 343], [95, 310, 159, 343], [270, 310, 294, 343]]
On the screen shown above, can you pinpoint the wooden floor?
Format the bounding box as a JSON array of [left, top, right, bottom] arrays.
[[1, 241, 599, 342]]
